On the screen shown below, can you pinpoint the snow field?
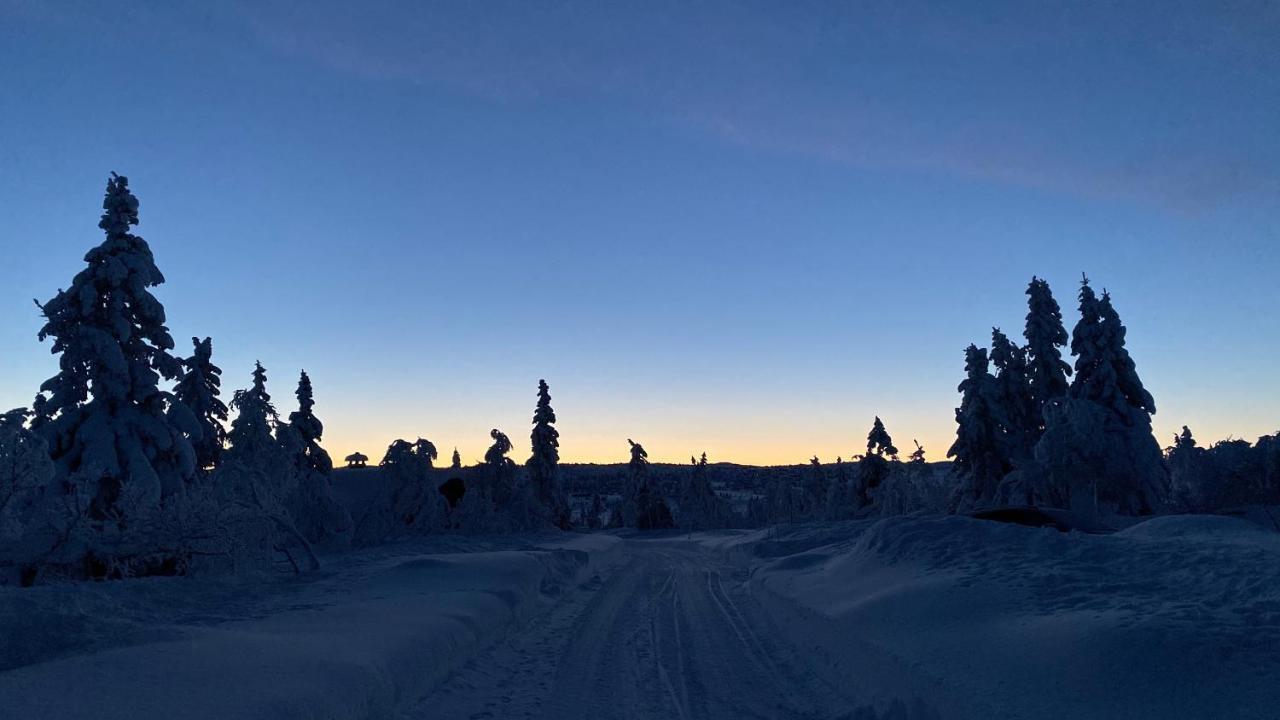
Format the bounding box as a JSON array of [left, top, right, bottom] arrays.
[[738, 515, 1280, 719], [0, 534, 624, 720]]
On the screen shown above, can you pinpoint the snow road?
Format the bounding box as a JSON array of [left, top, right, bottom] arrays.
[[410, 537, 859, 720]]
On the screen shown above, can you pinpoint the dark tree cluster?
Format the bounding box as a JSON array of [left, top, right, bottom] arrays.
[[949, 275, 1170, 519]]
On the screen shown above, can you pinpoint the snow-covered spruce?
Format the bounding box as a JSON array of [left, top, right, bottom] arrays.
[[0, 408, 60, 584], [679, 452, 728, 530], [990, 327, 1036, 464], [527, 379, 570, 529], [1029, 278, 1168, 518], [30, 174, 200, 576], [213, 362, 317, 573], [627, 439, 673, 529], [279, 371, 352, 549], [1022, 276, 1071, 434], [855, 416, 897, 509], [174, 336, 228, 471], [949, 344, 1011, 510]]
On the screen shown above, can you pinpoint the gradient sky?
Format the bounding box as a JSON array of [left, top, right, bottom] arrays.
[[2, 1, 1277, 465]]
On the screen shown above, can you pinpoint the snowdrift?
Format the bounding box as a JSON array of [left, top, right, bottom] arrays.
[[0, 534, 623, 720], [747, 515, 1280, 719]]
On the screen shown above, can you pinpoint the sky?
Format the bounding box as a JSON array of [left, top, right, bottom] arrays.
[[1, 1, 1277, 465]]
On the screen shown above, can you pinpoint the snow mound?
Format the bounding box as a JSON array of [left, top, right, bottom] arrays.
[[750, 515, 1280, 719]]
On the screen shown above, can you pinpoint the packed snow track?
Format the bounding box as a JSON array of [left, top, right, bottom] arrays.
[[410, 536, 859, 720]]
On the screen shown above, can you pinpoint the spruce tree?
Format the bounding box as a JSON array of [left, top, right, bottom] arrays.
[[34, 174, 197, 524], [948, 345, 1010, 509], [527, 379, 569, 528], [909, 440, 926, 464], [990, 327, 1036, 463], [174, 337, 228, 471], [287, 371, 332, 474], [628, 439, 673, 529], [858, 417, 897, 507], [280, 371, 351, 547], [1037, 279, 1167, 516], [1023, 277, 1072, 433], [0, 407, 59, 572], [679, 452, 724, 530], [804, 455, 828, 518], [866, 416, 898, 459], [451, 447, 462, 470], [487, 428, 540, 529], [1067, 276, 1109, 401], [218, 362, 317, 571]]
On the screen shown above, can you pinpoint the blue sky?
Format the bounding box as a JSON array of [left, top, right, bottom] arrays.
[[1, 1, 1277, 464]]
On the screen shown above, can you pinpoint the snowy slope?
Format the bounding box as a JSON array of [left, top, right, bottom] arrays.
[[744, 515, 1280, 719], [0, 534, 623, 720]]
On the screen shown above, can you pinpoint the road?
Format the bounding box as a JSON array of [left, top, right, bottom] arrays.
[[408, 537, 857, 720]]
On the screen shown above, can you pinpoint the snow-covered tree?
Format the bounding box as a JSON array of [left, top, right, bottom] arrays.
[[628, 439, 673, 529], [948, 345, 1010, 510], [679, 452, 726, 530], [484, 427, 516, 505], [34, 174, 198, 529], [866, 417, 899, 459], [451, 447, 462, 470], [174, 337, 227, 471], [908, 440, 926, 464], [803, 454, 828, 518], [823, 456, 853, 520], [286, 372, 330, 474], [856, 417, 897, 508], [990, 327, 1036, 463], [1167, 426, 1206, 510], [0, 408, 63, 582], [527, 380, 569, 528], [482, 428, 541, 530], [365, 437, 442, 538], [1034, 279, 1168, 516], [215, 362, 316, 572], [280, 371, 351, 548], [1023, 276, 1071, 433]]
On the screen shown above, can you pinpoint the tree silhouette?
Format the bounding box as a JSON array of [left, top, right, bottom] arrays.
[[990, 327, 1036, 464], [949, 345, 1010, 509], [1023, 276, 1072, 433], [34, 174, 197, 525], [286, 371, 332, 475], [174, 336, 228, 471], [1037, 278, 1167, 516], [858, 417, 897, 507], [627, 439, 673, 529], [527, 380, 569, 528]]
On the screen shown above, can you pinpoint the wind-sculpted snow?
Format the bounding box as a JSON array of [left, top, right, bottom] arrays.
[[746, 515, 1280, 719], [0, 534, 623, 720]]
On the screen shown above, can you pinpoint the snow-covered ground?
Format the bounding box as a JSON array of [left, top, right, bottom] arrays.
[[740, 514, 1280, 719], [0, 533, 623, 720], [2, 515, 1277, 719]]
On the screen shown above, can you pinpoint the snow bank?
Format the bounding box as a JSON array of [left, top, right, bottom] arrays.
[[748, 515, 1280, 719], [0, 534, 623, 720]]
